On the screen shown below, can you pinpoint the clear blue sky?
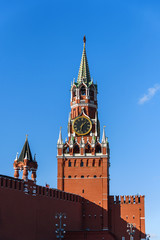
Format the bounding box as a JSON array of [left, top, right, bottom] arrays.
[[0, 0, 160, 238]]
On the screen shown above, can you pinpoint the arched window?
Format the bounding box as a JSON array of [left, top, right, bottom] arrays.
[[68, 160, 71, 167], [80, 160, 84, 167], [68, 175, 71, 178], [73, 144, 80, 154], [81, 175, 84, 178], [95, 144, 101, 153], [73, 88, 76, 97], [94, 175, 97, 178], [99, 159, 101, 167], [90, 86, 94, 100], [85, 143, 91, 153], [80, 86, 86, 95], [63, 145, 70, 154]]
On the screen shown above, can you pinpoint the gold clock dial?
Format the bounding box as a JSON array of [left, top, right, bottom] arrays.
[[73, 116, 92, 135]]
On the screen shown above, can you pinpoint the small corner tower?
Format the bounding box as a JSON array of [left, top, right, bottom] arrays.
[[57, 37, 110, 230], [13, 135, 38, 182]]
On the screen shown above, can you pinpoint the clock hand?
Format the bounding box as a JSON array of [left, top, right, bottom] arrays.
[[80, 122, 86, 130]]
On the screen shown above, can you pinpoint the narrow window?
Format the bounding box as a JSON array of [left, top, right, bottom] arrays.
[[74, 160, 76, 166], [80, 160, 84, 167], [68, 160, 71, 167], [90, 86, 94, 100], [93, 159, 95, 167], [73, 88, 76, 97], [82, 189, 84, 193], [81, 86, 86, 95], [86, 159, 89, 167]]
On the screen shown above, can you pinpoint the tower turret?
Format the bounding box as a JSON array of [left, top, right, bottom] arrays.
[[13, 136, 38, 182]]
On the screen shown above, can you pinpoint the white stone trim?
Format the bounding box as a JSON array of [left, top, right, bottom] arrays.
[[57, 154, 108, 158], [71, 103, 97, 109]]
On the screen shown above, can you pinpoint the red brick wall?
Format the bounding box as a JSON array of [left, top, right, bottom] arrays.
[[0, 176, 82, 240], [109, 195, 145, 240]]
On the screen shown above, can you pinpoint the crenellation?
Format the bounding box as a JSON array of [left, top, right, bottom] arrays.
[[125, 195, 129, 204], [110, 195, 145, 205]]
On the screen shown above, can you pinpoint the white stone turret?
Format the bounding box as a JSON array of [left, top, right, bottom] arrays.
[[101, 126, 107, 147], [57, 127, 63, 148]]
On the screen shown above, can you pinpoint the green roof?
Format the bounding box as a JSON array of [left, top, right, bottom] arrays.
[[77, 36, 91, 85]]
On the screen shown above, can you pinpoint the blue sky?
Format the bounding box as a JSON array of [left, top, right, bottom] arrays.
[[0, 0, 160, 238]]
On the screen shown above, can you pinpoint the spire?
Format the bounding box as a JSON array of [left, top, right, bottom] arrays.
[[18, 136, 33, 162], [77, 35, 91, 85], [102, 126, 106, 144], [57, 127, 63, 145]]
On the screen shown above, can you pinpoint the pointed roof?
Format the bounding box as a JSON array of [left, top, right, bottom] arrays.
[[18, 135, 34, 162], [77, 36, 91, 85]]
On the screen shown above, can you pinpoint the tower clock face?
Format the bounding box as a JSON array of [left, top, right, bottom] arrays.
[[73, 116, 92, 135]]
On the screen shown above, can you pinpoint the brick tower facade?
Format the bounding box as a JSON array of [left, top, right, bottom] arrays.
[[57, 36, 110, 230]]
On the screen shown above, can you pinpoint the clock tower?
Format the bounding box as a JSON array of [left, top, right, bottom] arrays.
[[57, 36, 110, 230]]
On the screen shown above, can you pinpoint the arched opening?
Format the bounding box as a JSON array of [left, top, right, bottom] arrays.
[[81, 175, 84, 178], [63, 145, 70, 154], [68, 160, 71, 167], [73, 87, 76, 98], [90, 86, 94, 100], [85, 143, 91, 153], [73, 144, 80, 154], [95, 144, 101, 153], [80, 86, 86, 96]]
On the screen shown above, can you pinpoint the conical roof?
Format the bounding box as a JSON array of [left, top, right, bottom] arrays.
[[77, 36, 91, 85], [18, 136, 34, 162]]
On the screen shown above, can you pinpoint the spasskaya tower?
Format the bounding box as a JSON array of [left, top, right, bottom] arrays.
[[57, 36, 110, 230]]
